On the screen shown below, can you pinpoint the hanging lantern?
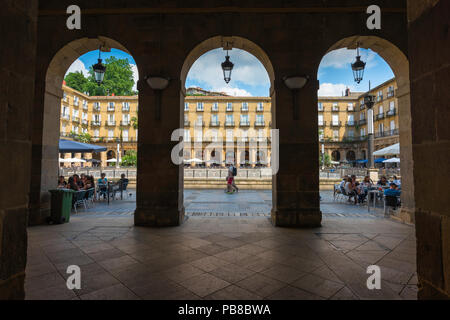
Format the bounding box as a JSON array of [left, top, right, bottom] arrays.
[[351, 44, 366, 84], [92, 47, 106, 86], [221, 50, 234, 84]]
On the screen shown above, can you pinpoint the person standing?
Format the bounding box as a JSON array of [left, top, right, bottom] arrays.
[[230, 163, 239, 192]]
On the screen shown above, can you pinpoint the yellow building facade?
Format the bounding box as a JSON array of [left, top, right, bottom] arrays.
[[59, 78, 399, 167]]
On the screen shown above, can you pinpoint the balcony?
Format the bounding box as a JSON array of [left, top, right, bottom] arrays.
[[73, 100, 79, 107], [93, 105, 101, 112], [386, 108, 397, 117], [82, 104, 88, 110], [375, 128, 399, 138], [241, 107, 249, 112], [332, 106, 339, 112], [81, 119, 89, 126], [375, 113, 385, 120], [318, 106, 324, 112], [120, 121, 131, 126], [226, 107, 233, 112], [360, 104, 365, 110], [318, 121, 326, 127], [184, 120, 190, 127], [106, 137, 118, 142], [105, 121, 116, 126], [211, 107, 219, 112], [107, 105, 115, 112], [240, 121, 251, 127], [209, 121, 220, 127], [347, 107, 355, 112], [387, 91, 395, 98], [194, 120, 204, 127], [254, 121, 265, 127], [91, 121, 101, 126], [72, 117, 80, 123], [225, 121, 235, 127], [346, 121, 356, 127], [358, 119, 367, 125], [196, 107, 204, 112], [61, 114, 70, 121], [330, 121, 341, 127], [377, 95, 384, 102], [122, 107, 130, 112], [256, 107, 264, 112]]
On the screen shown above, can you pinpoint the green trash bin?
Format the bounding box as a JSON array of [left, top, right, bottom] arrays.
[[48, 189, 75, 224]]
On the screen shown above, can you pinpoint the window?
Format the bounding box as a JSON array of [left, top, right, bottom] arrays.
[[379, 123, 384, 133], [196, 115, 203, 126], [122, 102, 130, 111], [333, 130, 339, 141], [379, 105, 384, 114], [241, 129, 248, 142], [63, 92, 67, 102], [332, 114, 339, 126], [212, 102, 219, 111], [108, 102, 115, 111], [240, 114, 249, 125], [226, 130, 233, 142], [226, 102, 233, 111], [183, 129, 190, 142], [73, 96, 79, 106], [377, 90, 383, 101], [195, 129, 203, 142], [93, 102, 100, 111], [82, 100, 87, 109], [122, 114, 130, 124], [256, 114, 264, 125], [347, 103, 354, 111], [226, 114, 234, 125], [82, 112, 87, 120], [347, 114, 354, 125], [108, 114, 115, 125], [360, 112, 365, 120], [257, 102, 264, 111], [61, 124, 66, 133], [94, 129, 99, 137], [332, 103, 339, 111], [211, 129, 219, 142], [211, 114, 218, 125], [390, 120, 396, 131], [122, 130, 129, 142], [318, 102, 323, 111], [196, 102, 204, 111], [241, 102, 248, 111], [360, 128, 366, 136], [92, 114, 101, 124], [318, 114, 324, 126], [108, 130, 114, 139], [389, 101, 395, 110], [184, 102, 189, 111], [348, 130, 354, 138]]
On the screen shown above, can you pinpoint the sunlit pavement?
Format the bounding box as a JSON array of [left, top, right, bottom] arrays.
[[25, 189, 416, 300]]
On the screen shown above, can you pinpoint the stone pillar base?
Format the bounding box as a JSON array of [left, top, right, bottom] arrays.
[[134, 207, 185, 227], [271, 209, 322, 228], [0, 273, 25, 300], [368, 168, 379, 182]]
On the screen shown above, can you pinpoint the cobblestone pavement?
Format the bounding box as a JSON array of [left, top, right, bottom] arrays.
[[76, 189, 386, 219], [25, 189, 416, 300]]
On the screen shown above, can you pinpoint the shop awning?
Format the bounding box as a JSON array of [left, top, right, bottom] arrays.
[[59, 139, 107, 153]]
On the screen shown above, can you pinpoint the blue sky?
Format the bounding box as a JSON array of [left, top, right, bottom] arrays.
[[66, 48, 394, 97]]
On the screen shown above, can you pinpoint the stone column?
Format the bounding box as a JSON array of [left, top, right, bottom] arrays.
[[272, 78, 321, 227], [0, 0, 37, 299], [134, 80, 184, 226]]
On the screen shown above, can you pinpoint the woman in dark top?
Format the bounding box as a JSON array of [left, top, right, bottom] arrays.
[[57, 176, 67, 188], [68, 176, 80, 191]]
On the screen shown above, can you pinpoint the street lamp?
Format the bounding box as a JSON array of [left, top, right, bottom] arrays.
[[221, 50, 234, 84], [363, 93, 375, 168], [351, 43, 366, 84], [92, 47, 106, 86]]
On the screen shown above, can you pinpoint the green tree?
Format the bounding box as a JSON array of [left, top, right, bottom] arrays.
[[77, 132, 92, 143], [64, 71, 89, 93], [319, 153, 331, 167], [86, 56, 135, 96], [120, 150, 137, 167], [131, 116, 138, 130]]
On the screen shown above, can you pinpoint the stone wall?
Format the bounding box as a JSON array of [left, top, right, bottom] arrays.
[[0, 0, 37, 299], [407, 0, 450, 299]]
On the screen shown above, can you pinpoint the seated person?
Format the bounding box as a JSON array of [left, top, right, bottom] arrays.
[[344, 177, 358, 204], [97, 173, 107, 185], [392, 175, 401, 187], [57, 176, 67, 188], [377, 176, 388, 187], [73, 174, 84, 188], [118, 174, 129, 190], [384, 183, 401, 197], [67, 176, 80, 191]]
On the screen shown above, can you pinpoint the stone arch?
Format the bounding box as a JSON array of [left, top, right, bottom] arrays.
[[180, 36, 275, 95], [320, 35, 414, 223], [331, 150, 341, 162], [35, 37, 138, 222], [346, 150, 356, 161]]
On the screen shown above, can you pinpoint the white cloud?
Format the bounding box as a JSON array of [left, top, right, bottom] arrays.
[[130, 64, 139, 91], [319, 48, 378, 69], [186, 48, 269, 95], [213, 87, 252, 97], [65, 59, 90, 77], [318, 83, 356, 97]]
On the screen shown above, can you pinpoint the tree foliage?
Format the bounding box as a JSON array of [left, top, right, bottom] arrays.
[[120, 150, 137, 167], [64, 57, 137, 96]]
